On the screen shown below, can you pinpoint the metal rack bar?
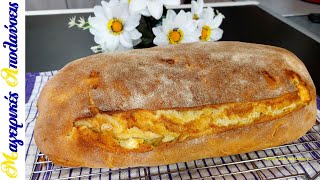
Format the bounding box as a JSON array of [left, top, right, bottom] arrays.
[[33, 148, 319, 175], [266, 173, 308, 180], [311, 171, 320, 180], [144, 159, 320, 179], [244, 153, 264, 180]]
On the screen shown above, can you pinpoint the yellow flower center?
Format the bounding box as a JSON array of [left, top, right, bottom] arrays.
[[200, 25, 212, 41], [168, 28, 184, 44], [193, 14, 199, 20], [107, 18, 123, 35]]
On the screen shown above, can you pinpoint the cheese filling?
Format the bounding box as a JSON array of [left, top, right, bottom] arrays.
[[73, 72, 311, 151]]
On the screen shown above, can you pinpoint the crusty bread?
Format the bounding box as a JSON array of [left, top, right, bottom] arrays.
[[35, 41, 316, 168]]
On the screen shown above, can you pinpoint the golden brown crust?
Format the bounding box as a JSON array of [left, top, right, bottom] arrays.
[[35, 41, 316, 168]]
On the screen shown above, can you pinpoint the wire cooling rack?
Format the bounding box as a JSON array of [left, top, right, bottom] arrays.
[[29, 118, 320, 180]]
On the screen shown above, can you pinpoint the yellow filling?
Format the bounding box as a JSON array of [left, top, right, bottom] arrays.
[[74, 72, 310, 151]]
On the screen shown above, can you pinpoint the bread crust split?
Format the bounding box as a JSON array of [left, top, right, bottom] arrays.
[[35, 41, 317, 168]]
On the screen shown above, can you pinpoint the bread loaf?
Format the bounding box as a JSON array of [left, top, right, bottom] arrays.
[[35, 41, 316, 168]]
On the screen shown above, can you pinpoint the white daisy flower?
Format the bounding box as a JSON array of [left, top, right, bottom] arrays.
[[88, 0, 142, 52], [196, 7, 224, 42], [128, 0, 181, 20], [152, 10, 199, 45], [68, 16, 77, 28], [191, 0, 204, 20]]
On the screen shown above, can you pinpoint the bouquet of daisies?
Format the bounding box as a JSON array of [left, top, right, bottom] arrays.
[[68, 0, 224, 53]]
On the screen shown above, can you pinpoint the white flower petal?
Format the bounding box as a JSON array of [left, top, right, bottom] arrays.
[[163, 20, 174, 34], [182, 13, 197, 32], [101, 2, 113, 20], [197, 0, 204, 14], [116, 44, 132, 51], [194, 28, 201, 37], [190, 21, 198, 32], [191, 1, 197, 14], [130, 0, 147, 12], [186, 11, 194, 21], [129, 29, 142, 40], [124, 14, 141, 31], [183, 35, 198, 43], [153, 32, 168, 46], [210, 28, 223, 41], [90, 25, 106, 32], [93, 6, 105, 18], [147, 0, 163, 20], [130, 13, 142, 23], [209, 13, 224, 28], [133, 38, 142, 46], [163, 0, 180, 6], [111, 5, 123, 18], [140, 8, 151, 16], [162, 10, 176, 32], [107, 36, 120, 51], [165, 10, 177, 22], [89, 27, 95, 35], [152, 26, 162, 36], [197, 19, 206, 28], [120, 31, 133, 48], [94, 35, 102, 44], [124, 22, 140, 31], [120, 0, 128, 4], [109, 0, 119, 7], [119, 4, 130, 21], [88, 17, 106, 31], [191, 0, 203, 15], [101, 1, 109, 8], [174, 10, 187, 27], [182, 26, 198, 35], [204, 7, 214, 20], [195, 28, 202, 38], [89, 27, 101, 35], [94, 33, 108, 44], [101, 41, 108, 52]]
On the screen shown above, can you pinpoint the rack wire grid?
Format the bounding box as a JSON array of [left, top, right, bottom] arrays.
[[29, 117, 320, 180]]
